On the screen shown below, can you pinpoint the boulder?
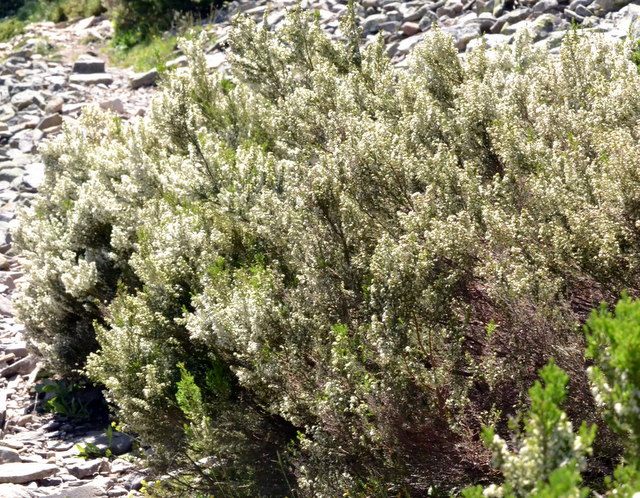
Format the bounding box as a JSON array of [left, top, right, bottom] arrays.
[[129, 68, 158, 89], [0, 463, 57, 484], [69, 73, 113, 85], [72, 54, 105, 74]]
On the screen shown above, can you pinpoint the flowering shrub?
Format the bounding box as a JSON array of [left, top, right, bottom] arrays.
[[463, 361, 595, 498], [15, 7, 640, 495]]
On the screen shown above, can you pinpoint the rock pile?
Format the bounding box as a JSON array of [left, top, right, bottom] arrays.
[[0, 17, 161, 498], [194, 0, 640, 66]]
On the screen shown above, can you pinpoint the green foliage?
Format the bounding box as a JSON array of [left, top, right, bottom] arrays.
[[104, 0, 220, 47], [108, 33, 177, 71], [466, 361, 595, 497], [0, 0, 104, 42], [16, 8, 640, 496], [586, 295, 640, 460], [0, 18, 25, 42], [76, 423, 116, 459], [35, 379, 90, 419]]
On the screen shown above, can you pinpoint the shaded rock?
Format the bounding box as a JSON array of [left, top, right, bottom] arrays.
[[36, 114, 62, 130], [0, 295, 13, 317], [72, 54, 105, 74], [83, 431, 132, 456], [0, 356, 36, 377], [0, 447, 20, 464], [0, 462, 57, 483], [129, 69, 158, 89]]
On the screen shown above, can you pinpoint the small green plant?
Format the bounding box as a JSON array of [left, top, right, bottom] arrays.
[[35, 380, 89, 419], [585, 295, 640, 492], [108, 34, 177, 72], [76, 422, 117, 459], [0, 18, 25, 42], [462, 360, 596, 497]]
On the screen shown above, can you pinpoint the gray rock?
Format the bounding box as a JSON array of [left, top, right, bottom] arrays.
[[107, 486, 129, 497], [0, 105, 16, 122], [590, 0, 631, 15], [0, 447, 19, 464], [362, 13, 388, 33], [44, 96, 64, 114], [575, 4, 594, 16], [22, 162, 45, 191], [0, 463, 57, 483], [4, 343, 28, 359], [83, 431, 133, 456], [166, 55, 188, 69], [72, 54, 105, 74], [401, 21, 421, 36], [0, 356, 36, 377], [10, 91, 44, 111], [443, 24, 481, 51], [0, 483, 36, 497], [69, 73, 114, 85], [396, 32, 425, 54], [47, 482, 107, 498], [67, 458, 107, 479], [36, 114, 63, 130], [533, 0, 559, 12], [0, 165, 24, 183], [564, 8, 586, 21], [129, 69, 158, 89], [568, 0, 593, 9]]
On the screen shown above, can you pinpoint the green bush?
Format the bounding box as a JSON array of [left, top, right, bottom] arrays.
[[104, 0, 221, 46], [0, 18, 25, 42], [16, 7, 640, 495], [463, 361, 595, 497]]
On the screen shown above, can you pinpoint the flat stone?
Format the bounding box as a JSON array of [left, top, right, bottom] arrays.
[[69, 73, 113, 85], [74, 16, 98, 31], [83, 431, 132, 456], [166, 55, 188, 69], [10, 91, 43, 111], [47, 482, 107, 498], [0, 483, 36, 497], [205, 52, 226, 70], [0, 356, 36, 377], [0, 463, 57, 484], [108, 486, 128, 497], [67, 458, 106, 479], [129, 69, 158, 89], [36, 114, 62, 130], [4, 344, 27, 358], [22, 162, 45, 191], [72, 54, 105, 74], [99, 99, 124, 114], [0, 447, 20, 464], [0, 295, 13, 318], [401, 21, 421, 36]]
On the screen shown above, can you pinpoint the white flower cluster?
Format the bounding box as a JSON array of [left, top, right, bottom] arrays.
[[14, 7, 640, 495]]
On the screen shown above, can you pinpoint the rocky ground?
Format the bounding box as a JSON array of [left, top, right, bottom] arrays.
[[2, 0, 640, 496], [0, 16, 158, 498]]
